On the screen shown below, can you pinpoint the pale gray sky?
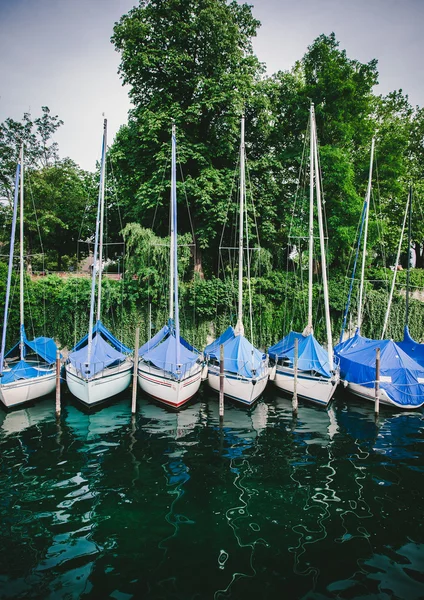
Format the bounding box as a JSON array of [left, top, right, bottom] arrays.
[[1, 0, 423, 171]]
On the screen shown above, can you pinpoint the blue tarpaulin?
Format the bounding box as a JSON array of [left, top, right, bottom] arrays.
[[268, 332, 332, 378], [1, 359, 50, 384], [268, 331, 304, 361], [138, 325, 169, 356], [398, 326, 424, 368], [204, 326, 235, 358], [5, 325, 57, 365], [335, 331, 424, 408], [207, 332, 266, 379], [283, 334, 332, 378], [69, 321, 130, 377], [141, 333, 199, 378], [72, 320, 131, 354]]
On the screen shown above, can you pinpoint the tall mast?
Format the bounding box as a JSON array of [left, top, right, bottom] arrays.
[[171, 124, 181, 365], [381, 193, 409, 339], [0, 160, 21, 374], [96, 118, 107, 322], [19, 145, 24, 360], [87, 122, 105, 367], [357, 137, 375, 331], [235, 116, 245, 336], [312, 111, 334, 369], [405, 185, 412, 328], [169, 124, 174, 322], [306, 104, 315, 335]]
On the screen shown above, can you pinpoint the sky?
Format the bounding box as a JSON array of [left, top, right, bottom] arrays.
[[1, 0, 423, 172]]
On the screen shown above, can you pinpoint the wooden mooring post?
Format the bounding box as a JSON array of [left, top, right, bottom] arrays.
[[219, 344, 224, 420], [292, 338, 299, 416], [132, 327, 140, 415], [55, 349, 61, 417], [375, 347, 380, 417]]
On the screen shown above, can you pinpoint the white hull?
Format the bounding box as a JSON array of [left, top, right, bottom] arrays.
[[65, 359, 133, 407], [273, 366, 339, 407], [138, 361, 202, 409], [207, 365, 269, 406], [345, 381, 424, 409], [0, 368, 56, 409]]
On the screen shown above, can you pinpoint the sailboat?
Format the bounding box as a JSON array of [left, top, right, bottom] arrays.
[[335, 146, 424, 409], [268, 104, 339, 407], [0, 147, 58, 409], [65, 119, 133, 407], [137, 124, 203, 409], [204, 116, 269, 406], [398, 187, 424, 366]]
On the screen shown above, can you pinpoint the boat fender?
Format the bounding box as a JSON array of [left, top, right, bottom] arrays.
[[269, 364, 277, 381], [201, 364, 208, 380], [343, 380, 348, 388]]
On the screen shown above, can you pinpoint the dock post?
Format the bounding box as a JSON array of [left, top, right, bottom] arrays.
[[219, 344, 224, 420], [55, 349, 61, 417], [132, 327, 140, 415], [375, 347, 380, 417], [293, 338, 298, 416]]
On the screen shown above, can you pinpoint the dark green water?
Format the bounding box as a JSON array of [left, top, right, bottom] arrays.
[[0, 388, 423, 599]]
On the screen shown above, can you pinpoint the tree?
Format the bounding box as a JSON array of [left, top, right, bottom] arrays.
[[0, 107, 63, 203], [111, 0, 263, 275]]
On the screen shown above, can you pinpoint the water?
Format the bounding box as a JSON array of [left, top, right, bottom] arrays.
[[0, 388, 423, 599]]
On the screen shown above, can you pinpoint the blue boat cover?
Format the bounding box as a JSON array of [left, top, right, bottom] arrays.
[[204, 326, 235, 357], [282, 334, 332, 378], [69, 332, 127, 377], [268, 331, 304, 360], [71, 320, 132, 354], [1, 359, 52, 385], [139, 325, 169, 356], [141, 332, 199, 378], [139, 321, 198, 358], [5, 325, 57, 364], [208, 333, 266, 379], [335, 331, 424, 408], [268, 332, 332, 378], [398, 326, 424, 368]]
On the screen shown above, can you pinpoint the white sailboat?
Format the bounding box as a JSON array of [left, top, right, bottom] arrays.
[[0, 147, 57, 409], [204, 116, 269, 406], [65, 119, 133, 407], [137, 124, 203, 409], [269, 104, 339, 406]]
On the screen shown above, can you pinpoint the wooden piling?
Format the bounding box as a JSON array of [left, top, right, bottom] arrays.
[[132, 327, 140, 415], [219, 344, 224, 420], [55, 349, 61, 417], [375, 347, 380, 416], [293, 337, 299, 416]]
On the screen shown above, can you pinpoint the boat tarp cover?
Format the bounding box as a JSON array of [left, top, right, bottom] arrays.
[[1, 359, 52, 384], [398, 325, 424, 368], [335, 331, 424, 407], [208, 334, 265, 379], [69, 331, 127, 377], [142, 333, 199, 378], [204, 326, 235, 357], [71, 320, 132, 354], [5, 325, 57, 364], [282, 334, 332, 378], [139, 325, 169, 356], [268, 331, 304, 360]]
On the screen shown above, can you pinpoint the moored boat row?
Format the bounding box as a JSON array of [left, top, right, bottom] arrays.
[[1, 115, 423, 412]]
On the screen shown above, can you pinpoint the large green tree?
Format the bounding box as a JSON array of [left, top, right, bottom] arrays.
[[111, 0, 263, 275]]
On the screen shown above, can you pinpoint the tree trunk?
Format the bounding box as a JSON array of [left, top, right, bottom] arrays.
[[193, 245, 204, 279]]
